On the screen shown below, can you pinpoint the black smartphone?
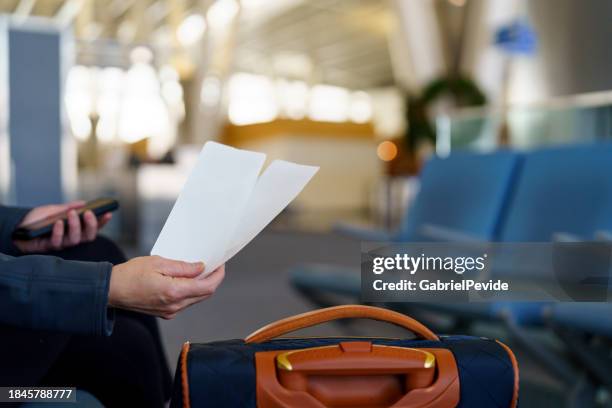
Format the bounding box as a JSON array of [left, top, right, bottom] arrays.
[[12, 198, 119, 241]]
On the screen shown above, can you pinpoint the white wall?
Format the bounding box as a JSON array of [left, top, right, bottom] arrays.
[[237, 136, 383, 211]]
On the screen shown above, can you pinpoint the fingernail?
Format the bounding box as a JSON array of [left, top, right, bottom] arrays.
[[192, 261, 204, 269]]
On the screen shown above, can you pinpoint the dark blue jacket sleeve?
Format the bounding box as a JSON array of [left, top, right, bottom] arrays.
[[0, 205, 115, 336], [0, 253, 114, 336], [0, 205, 31, 256]]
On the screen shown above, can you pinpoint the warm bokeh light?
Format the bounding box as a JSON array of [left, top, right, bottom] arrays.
[[65, 50, 182, 159], [309, 85, 350, 123], [228, 72, 278, 125], [349, 91, 373, 123], [376, 140, 398, 161], [207, 0, 240, 31], [177, 14, 206, 47], [227, 72, 373, 125]]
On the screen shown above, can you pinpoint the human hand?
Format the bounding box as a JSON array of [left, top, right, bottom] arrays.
[[108, 256, 225, 319], [13, 201, 112, 253]]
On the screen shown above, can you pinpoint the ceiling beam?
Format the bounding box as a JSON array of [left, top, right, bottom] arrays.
[[55, 0, 85, 28], [110, 0, 135, 18], [13, 0, 36, 22], [146, 0, 170, 25]]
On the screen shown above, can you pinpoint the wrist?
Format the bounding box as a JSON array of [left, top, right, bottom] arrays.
[[108, 264, 125, 309]]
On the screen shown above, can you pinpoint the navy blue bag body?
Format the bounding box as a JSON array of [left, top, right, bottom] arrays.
[[171, 305, 518, 408]]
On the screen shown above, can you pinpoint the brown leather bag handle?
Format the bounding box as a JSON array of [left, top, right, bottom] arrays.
[[245, 305, 439, 343]]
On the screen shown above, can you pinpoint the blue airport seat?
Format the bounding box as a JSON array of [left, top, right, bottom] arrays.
[[497, 143, 612, 242], [549, 303, 612, 337], [546, 302, 612, 391], [423, 302, 548, 326], [332, 224, 393, 242], [477, 143, 612, 325], [425, 143, 612, 325], [335, 149, 520, 242], [291, 264, 361, 298], [400, 150, 519, 241], [290, 150, 520, 302]]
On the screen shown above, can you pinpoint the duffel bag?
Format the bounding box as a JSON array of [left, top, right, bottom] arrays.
[[171, 305, 518, 407]]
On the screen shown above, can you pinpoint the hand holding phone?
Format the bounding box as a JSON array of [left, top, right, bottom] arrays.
[[12, 198, 119, 253]]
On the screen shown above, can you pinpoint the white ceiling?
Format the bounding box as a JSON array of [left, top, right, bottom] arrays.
[[0, 0, 396, 88], [235, 0, 395, 89]]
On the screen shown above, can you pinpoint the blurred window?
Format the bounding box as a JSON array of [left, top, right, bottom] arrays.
[[227, 72, 373, 126], [64, 49, 183, 159]]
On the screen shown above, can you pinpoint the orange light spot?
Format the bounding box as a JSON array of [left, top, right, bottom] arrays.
[[377, 141, 398, 162]]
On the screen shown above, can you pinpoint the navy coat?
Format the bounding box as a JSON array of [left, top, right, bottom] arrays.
[[0, 205, 114, 385]]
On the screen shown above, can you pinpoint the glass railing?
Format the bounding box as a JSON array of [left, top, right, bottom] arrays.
[[436, 90, 612, 155]]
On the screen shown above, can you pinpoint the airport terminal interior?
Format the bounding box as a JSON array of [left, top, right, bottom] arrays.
[[1, 0, 612, 407]]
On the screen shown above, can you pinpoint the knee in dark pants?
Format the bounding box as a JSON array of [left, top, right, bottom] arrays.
[[85, 235, 127, 264], [94, 316, 167, 407], [42, 315, 167, 408], [49, 235, 127, 265]]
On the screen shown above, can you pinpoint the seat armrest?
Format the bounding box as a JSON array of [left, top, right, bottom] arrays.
[[332, 222, 394, 242], [594, 230, 612, 242], [418, 224, 486, 243], [551, 232, 583, 242]]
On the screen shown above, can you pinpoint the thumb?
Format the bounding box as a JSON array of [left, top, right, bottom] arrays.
[[156, 258, 205, 278], [61, 200, 86, 212], [66, 200, 86, 208]]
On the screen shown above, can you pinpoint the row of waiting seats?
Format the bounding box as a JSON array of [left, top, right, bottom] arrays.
[[290, 142, 612, 405]]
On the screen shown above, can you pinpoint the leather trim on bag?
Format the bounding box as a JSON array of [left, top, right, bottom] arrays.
[[181, 341, 191, 408], [245, 305, 439, 343], [256, 346, 459, 407], [496, 340, 519, 408]]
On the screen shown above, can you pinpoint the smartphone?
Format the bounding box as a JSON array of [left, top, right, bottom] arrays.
[[12, 198, 119, 241]]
